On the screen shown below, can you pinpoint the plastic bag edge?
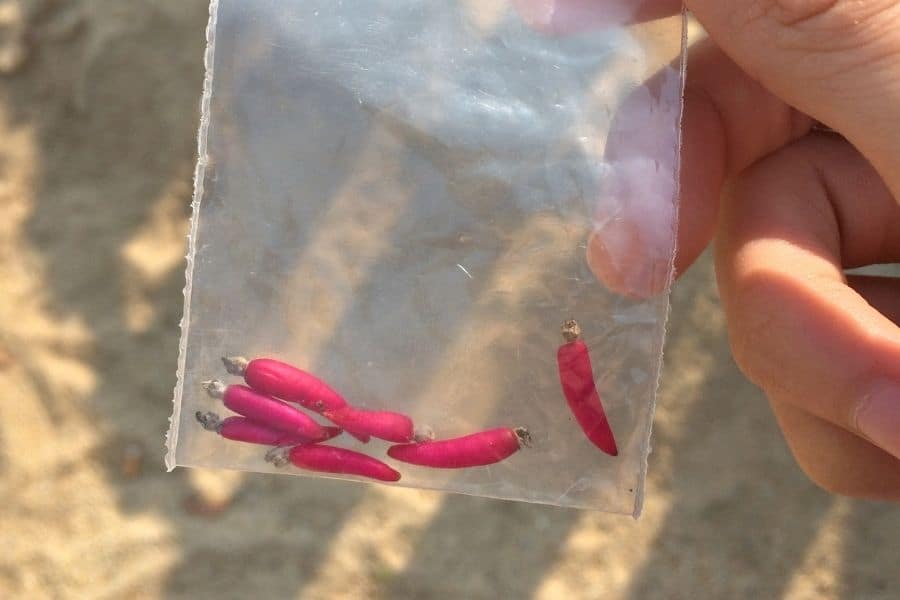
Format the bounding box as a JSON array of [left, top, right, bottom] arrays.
[[165, 0, 220, 471]]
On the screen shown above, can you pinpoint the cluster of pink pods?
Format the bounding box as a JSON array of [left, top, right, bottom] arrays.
[[197, 356, 531, 483]]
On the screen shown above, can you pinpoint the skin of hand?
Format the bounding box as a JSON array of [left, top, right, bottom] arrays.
[[516, 0, 900, 499]]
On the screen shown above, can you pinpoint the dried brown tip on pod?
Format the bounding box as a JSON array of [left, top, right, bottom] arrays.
[[561, 319, 581, 343], [264, 445, 291, 468], [195, 411, 224, 432], [514, 427, 533, 448], [222, 356, 250, 376], [413, 424, 435, 443], [202, 379, 227, 399]]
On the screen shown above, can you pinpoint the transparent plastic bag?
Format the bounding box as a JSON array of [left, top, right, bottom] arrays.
[[166, 0, 686, 516]]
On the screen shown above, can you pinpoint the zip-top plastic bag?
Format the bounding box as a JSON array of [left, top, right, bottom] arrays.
[[167, 0, 686, 516]]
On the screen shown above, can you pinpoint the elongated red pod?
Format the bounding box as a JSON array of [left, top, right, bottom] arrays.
[[323, 406, 415, 443], [222, 418, 341, 445], [287, 444, 401, 482], [556, 320, 618, 456], [223, 356, 347, 413], [387, 427, 531, 468], [195, 412, 341, 446], [203, 380, 329, 441]]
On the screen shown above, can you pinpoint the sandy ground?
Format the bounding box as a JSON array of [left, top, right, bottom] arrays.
[[0, 1, 898, 598]]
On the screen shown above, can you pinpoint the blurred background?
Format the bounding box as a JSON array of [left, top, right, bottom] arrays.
[[0, 1, 897, 598]]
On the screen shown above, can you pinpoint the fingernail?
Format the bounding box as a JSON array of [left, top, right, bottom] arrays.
[[586, 159, 676, 299], [855, 384, 900, 460], [587, 65, 681, 299], [586, 227, 672, 299], [512, 0, 635, 34], [586, 224, 651, 298]]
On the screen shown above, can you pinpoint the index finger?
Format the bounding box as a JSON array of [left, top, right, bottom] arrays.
[[717, 135, 900, 459], [588, 41, 814, 298]]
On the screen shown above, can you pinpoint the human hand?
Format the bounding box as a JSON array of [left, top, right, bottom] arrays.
[[519, 0, 900, 499]]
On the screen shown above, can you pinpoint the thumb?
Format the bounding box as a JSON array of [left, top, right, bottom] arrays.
[[685, 0, 900, 198]]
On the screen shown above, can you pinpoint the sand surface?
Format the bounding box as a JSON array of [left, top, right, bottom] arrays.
[[0, 1, 897, 598]]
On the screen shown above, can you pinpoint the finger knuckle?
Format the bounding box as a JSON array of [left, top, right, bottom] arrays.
[[779, 430, 846, 495], [771, 0, 840, 27], [795, 454, 860, 496], [772, 0, 900, 56], [736, 0, 900, 92], [734, 145, 812, 195], [789, 443, 885, 498], [726, 277, 784, 388], [773, 0, 895, 29], [780, 404, 900, 499]]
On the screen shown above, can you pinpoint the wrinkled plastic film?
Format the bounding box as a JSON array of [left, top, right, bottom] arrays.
[[168, 0, 686, 516]]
